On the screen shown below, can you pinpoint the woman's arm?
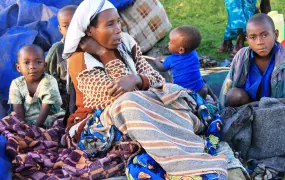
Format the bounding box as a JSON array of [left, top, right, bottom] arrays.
[[133, 45, 165, 89], [106, 74, 143, 98]]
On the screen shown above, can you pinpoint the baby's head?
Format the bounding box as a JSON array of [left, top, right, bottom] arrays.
[[246, 13, 278, 58], [16, 45, 45, 83], [58, 5, 77, 38], [168, 25, 201, 54]]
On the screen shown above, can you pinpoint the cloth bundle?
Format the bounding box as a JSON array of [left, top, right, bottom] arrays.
[[221, 97, 285, 177], [119, 0, 172, 53]]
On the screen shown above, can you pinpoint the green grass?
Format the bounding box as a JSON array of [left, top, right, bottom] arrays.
[[159, 0, 285, 61]]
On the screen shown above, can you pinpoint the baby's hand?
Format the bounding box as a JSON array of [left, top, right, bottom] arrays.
[[216, 122, 221, 131], [80, 36, 107, 56]]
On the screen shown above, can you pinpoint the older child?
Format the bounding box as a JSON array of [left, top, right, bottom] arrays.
[[9, 45, 64, 127], [45, 5, 77, 110], [219, 13, 285, 109], [154, 25, 217, 101]]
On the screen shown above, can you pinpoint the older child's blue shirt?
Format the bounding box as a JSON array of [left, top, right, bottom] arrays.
[[162, 50, 204, 91], [244, 43, 279, 100]]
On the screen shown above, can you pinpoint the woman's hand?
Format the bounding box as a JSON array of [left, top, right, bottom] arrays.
[[106, 75, 142, 98], [80, 36, 107, 56]]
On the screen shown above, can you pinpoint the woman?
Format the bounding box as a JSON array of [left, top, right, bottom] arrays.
[[217, 0, 257, 56], [63, 0, 245, 178]]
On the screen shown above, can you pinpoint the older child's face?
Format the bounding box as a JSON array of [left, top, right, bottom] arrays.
[[58, 11, 74, 38], [87, 9, 121, 50], [246, 21, 277, 57], [16, 48, 45, 83], [168, 29, 184, 54]]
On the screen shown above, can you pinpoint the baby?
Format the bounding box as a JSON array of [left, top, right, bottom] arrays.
[[154, 25, 217, 101]]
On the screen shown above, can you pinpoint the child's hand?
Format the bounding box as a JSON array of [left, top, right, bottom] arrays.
[[153, 57, 167, 72], [35, 104, 51, 127], [216, 122, 221, 131], [79, 36, 107, 56]]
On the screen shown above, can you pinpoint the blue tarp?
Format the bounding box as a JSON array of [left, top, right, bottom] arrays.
[[0, 135, 12, 180], [0, 0, 133, 111], [0, 0, 83, 104]]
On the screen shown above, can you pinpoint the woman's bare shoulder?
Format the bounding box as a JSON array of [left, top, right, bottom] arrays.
[[68, 52, 85, 66]]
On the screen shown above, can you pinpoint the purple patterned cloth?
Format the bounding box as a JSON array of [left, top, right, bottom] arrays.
[[0, 113, 141, 179]]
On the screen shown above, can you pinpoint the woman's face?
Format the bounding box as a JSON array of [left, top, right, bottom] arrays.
[[87, 8, 122, 50]]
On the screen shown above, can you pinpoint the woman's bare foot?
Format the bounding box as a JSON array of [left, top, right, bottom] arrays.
[[231, 32, 245, 56], [217, 40, 233, 53]]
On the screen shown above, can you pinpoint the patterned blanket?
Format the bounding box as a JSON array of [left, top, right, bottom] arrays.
[[0, 113, 140, 179], [120, 0, 172, 53]]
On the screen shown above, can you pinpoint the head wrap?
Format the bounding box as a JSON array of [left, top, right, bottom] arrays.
[[63, 0, 115, 59]]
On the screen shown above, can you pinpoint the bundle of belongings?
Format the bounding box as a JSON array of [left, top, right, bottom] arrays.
[[220, 97, 285, 179], [119, 0, 172, 53]]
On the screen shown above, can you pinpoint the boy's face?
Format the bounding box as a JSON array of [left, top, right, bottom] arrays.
[[16, 48, 45, 83], [58, 11, 73, 38], [246, 21, 277, 58], [168, 29, 185, 54]]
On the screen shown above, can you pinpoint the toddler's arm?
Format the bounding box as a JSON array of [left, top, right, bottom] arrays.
[[153, 56, 167, 72], [207, 84, 218, 103], [35, 104, 51, 127]]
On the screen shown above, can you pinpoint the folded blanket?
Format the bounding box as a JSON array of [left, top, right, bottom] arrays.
[[221, 97, 285, 174]]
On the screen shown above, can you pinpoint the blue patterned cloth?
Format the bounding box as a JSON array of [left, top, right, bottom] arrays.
[[78, 109, 122, 158], [126, 152, 166, 180], [126, 152, 227, 180], [189, 91, 224, 156], [224, 0, 257, 40]]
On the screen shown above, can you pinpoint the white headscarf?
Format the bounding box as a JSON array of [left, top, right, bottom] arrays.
[[62, 0, 115, 59]]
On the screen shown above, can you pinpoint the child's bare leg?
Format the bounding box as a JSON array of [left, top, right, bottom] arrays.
[[197, 84, 208, 100], [225, 88, 251, 107]]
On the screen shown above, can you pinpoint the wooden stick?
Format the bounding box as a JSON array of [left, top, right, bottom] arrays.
[[142, 55, 166, 62], [141, 55, 156, 60], [201, 67, 230, 70]]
